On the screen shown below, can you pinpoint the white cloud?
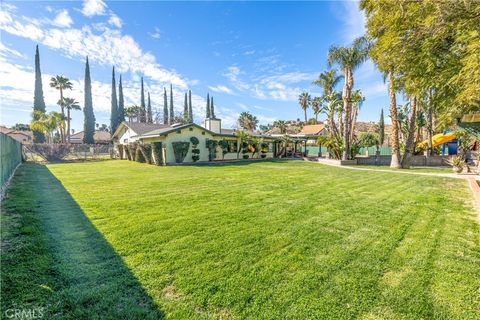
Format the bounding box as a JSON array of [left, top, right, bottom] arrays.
[[53, 10, 73, 28], [208, 85, 234, 95], [82, 0, 106, 17], [148, 27, 161, 40], [332, 1, 366, 44], [0, 7, 189, 89], [108, 14, 122, 28]]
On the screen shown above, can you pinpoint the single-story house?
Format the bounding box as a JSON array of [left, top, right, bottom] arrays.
[[112, 117, 282, 165], [0, 126, 33, 144], [70, 130, 111, 144]]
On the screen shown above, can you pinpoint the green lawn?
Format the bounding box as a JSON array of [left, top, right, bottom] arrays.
[[1, 160, 479, 319]]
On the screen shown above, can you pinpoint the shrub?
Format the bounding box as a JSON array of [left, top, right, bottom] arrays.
[[206, 139, 218, 161], [261, 154, 267, 158], [172, 141, 190, 163], [140, 144, 152, 164], [218, 140, 229, 159], [117, 144, 124, 159], [190, 136, 200, 162], [243, 154, 249, 159], [135, 146, 145, 163], [152, 142, 163, 166]]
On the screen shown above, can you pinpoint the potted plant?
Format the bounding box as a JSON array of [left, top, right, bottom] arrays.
[[447, 155, 464, 173]]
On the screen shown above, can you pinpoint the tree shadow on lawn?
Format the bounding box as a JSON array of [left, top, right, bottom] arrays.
[[7, 164, 165, 319]]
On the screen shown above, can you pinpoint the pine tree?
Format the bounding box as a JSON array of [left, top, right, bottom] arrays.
[[188, 90, 193, 123], [147, 92, 153, 123], [83, 56, 96, 144], [210, 96, 215, 119], [379, 108, 385, 146], [206, 93, 211, 118], [110, 66, 118, 133], [140, 77, 146, 123], [169, 84, 174, 124], [118, 75, 125, 124], [33, 45, 46, 143], [163, 87, 168, 125], [183, 92, 189, 122]]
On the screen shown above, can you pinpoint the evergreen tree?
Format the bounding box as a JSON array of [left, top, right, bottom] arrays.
[[140, 77, 146, 123], [83, 56, 96, 144], [110, 66, 118, 133], [210, 96, 215, 118], [147, 92, 153, 123], [206, 93, 211, 118], [169, 84, 174, 124], [118, 75, 125, 124], [33, 45, 46, 143], [188, 90, 193, 123], [163, 87, 168, 124], [379, 108, 385, 146], [183, 92, 189, 122]]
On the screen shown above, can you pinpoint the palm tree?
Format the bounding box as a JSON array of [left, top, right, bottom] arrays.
[[238, 111, 258, 132], [313, 69, 343, 96], [50, 75, 73, 142], [125, 105, 141, 122], [235, 130, 251, 159], [59, 97, 81, 143], [273, 120, 287, 134], [30, 111, 64, 143], [298, 92, 311, 123], [328, 36, 370, 160], [313, 69, 343, 135], [311, 96, 323, 123], [349, 89, 365, 142], [322, 92, 343, 139]]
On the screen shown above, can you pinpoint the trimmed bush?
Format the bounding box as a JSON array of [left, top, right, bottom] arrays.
[[243, 154, 249, 159], [135, 146, 145, 163], [218, 140, 229, 160], [117, 144, 124, 159], [206, 139, 218, 161], [172, 142, 190, 163], [190, 137, 200, 162], [152, 142, 163, 166], [140, 144, 152, 164]]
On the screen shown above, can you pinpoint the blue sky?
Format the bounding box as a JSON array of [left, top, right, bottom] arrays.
[[0, 0, 389, 131]]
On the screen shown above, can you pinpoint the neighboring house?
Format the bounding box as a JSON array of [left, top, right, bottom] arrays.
[[70, 130, 111, 144], [298, 124, 327, 137], [112, 116, 280, 165], [0, 126, 33, 144]]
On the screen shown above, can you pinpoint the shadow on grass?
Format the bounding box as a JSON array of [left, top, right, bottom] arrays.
[[186, 158, 303, 168], [2, 164, 164, 319]]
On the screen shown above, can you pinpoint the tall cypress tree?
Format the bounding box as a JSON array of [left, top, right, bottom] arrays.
[[169, 84, 174, 124], [110, 66, 118, 133], [83, 56, 95, 144], [140, 77, 146, 123], [206, 93, 211, 118], [118, 75, 125, 124], [33, 45, 46, 143], [379, 108, 385, 146], [210, 96, 215, 119], [188, 90, 193, 123], [163, 87, 168, 125], [183, 92, 189, 122], [147, 92, 153, 123]]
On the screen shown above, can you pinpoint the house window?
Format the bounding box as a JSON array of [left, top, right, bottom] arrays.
[[268, 143, 274, 152], [227, 140, 237, 153], [189, 127, 193, 131], [202, 131, 205, 135], [176, 130, 181, 134]]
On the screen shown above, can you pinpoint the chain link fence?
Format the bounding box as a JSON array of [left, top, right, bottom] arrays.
[[1, 133, 23, 193]]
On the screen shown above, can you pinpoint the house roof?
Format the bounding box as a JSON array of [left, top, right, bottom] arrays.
[[0, 126, 33, 138], [299, 124, 325, 135], [140, 123, 217, 138], [70, 130, 111, 141], [111, 121, 171, 139]]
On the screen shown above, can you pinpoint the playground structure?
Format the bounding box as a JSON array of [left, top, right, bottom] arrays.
[[418, 132, 457, 155]]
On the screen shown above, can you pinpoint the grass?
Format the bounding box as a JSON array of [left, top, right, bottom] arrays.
[[1, 160, 479, 319]]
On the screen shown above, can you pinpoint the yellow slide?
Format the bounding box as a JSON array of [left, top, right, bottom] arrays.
[[417, 132, 456, 149]]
